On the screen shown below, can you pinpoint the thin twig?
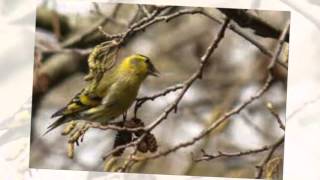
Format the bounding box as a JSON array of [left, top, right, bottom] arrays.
[[39, 47, 92, 56], [134, 84, 184, 115], [255, 136, 285, 178], [117, 148, 138, 172], [139, 5, 152, 17], [194, 136, 284, 162], [127, 5, 142, 26], [88, 122, 144, 132], [102, 134, 146, 160], [266, 103, 285, 131]]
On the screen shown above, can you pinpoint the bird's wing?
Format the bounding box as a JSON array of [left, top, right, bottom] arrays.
[[78, 83, 123, 121], [51, 68, 119, 118], [51, 89, 102, 118], [46, 89, 104, 135]]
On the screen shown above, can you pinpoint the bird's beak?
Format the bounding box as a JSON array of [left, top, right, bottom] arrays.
[[148, 66, 160, 77]]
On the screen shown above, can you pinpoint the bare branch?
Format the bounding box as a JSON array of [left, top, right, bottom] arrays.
[[253, 20, 290, 178], [133, 72, 273, 161], [102, 17, 231, 161], [62, 4, 122, 48], [88, 122, 144, 132], [145, 18, 231, 131], [139, 5, 152, 17], [134, 84, 184, 115], [70, 7, 288, 71], [131, 20, 290, 163], [218, 8, 289, 42], [200, 10, 288, 70], [266, 102, 285, 131], [194, 136, 284, 162], [102, 134, 146, 160], [255, 136, 285, 178]]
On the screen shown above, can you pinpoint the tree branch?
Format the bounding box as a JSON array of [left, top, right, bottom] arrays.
[[218, 8, 289, 42], [145, 18, 231, 132], [255, 136, 284, 178], [102, 17, 231, 161], [194, 136, 284, 162], [131, 20, 289, 164], [62, 4, 122, 48], [200, 10, 288, 70], [134, 84, 184, 116], [266, 102, 285, 131]]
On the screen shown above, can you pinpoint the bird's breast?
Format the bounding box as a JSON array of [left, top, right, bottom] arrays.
[[112, 76, 141, 109]]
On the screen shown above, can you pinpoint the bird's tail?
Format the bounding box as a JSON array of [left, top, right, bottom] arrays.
[[42, 116, 72, 136]]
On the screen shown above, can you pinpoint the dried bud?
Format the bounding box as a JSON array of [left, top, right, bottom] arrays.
[[266, 102, 273, 110], [61, 121, 76, 135], [265, 156, 282, 179], [103, 157, 117, 172], [67, 143, 74, 159], [69, 130, 81, 142]]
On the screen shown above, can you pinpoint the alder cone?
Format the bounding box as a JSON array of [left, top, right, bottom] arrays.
[[146, 133, 158, 153], [125, 118, 145, 136], [112, 130, 132, 156], [112, 118, 158, 155], [137, 133, 158, 153], [137, 140, 148, 153]]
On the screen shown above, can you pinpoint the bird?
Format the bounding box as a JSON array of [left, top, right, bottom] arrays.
[[44, 54, 159, 135]]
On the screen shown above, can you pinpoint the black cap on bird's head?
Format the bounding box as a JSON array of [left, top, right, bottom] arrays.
[[134, 54, 160, 77]]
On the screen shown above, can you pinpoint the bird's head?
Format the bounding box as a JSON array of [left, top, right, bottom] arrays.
[[119, 54, 160, 79]]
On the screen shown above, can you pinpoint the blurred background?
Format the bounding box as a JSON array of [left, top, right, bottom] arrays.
[[29, 1, 290, 179]]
